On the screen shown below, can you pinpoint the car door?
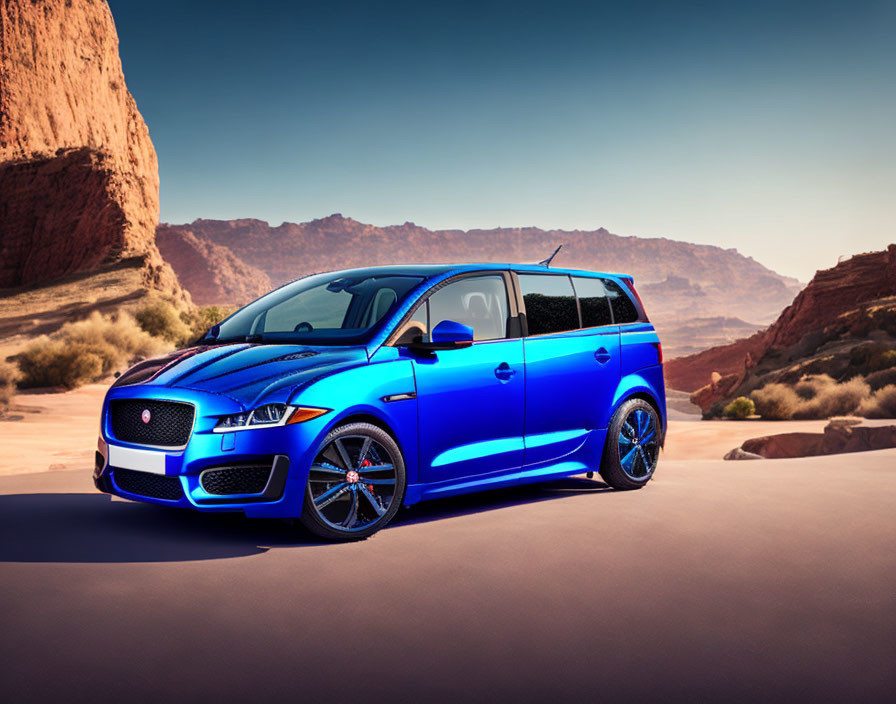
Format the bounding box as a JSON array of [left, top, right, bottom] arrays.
[[411, 273, 525, 485], [516, 273, 621, 467]]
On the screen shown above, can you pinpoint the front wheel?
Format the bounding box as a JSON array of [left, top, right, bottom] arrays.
[[299, 422, 407, 541], [599, 399, 661, 490]]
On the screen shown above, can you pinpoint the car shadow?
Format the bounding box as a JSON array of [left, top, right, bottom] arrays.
[[0, 476, 612, 564]]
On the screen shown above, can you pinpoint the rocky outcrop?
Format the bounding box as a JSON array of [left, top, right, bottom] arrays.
[[0, 0, 187, 305], [158, 215, 802, 336], [156, 226, 271, 305], [725, 420, 896, 459], [666, 245, 896, 395]]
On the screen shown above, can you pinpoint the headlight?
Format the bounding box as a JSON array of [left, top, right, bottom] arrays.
[[213, 404, 329, 432]]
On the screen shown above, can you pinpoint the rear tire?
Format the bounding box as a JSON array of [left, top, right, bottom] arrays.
[[299, 422, 406, 541], [599, 398, 661, 490]]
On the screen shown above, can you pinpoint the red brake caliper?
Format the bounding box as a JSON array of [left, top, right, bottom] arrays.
[[360, 459, 373, 492]]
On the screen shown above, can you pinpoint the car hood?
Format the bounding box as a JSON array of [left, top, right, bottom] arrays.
[[112, 343, 369, 408]]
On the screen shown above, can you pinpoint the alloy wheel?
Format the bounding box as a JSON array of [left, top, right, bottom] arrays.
[[306, 434, 398, 533]]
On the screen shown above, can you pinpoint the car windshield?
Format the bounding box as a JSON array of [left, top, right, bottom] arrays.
[[208, 272, 425, 345]]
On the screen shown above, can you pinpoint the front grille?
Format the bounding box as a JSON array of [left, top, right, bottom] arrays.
[[201, 465, 272, 495], [109, 399, 195, 447], [113, 468, 184, 501]]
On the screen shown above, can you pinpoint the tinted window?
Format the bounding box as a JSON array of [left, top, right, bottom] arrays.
[[518, 274, 579, 335], [427, 276, 509, 341], [572, 277, 613, 328], [604, 279, 640, 324]]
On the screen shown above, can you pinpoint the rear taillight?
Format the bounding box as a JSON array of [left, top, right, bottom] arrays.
[[653, 341, 663, 364]]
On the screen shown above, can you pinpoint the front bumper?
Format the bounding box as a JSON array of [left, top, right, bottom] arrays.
[[94, 386, 332, 519]]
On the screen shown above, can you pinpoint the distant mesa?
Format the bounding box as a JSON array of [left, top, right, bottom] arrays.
[[158, 216, 803, 355]]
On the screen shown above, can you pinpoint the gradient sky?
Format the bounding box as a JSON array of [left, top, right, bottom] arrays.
[[108, 0, 895, 281]]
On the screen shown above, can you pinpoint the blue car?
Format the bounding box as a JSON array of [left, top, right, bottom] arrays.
[[94, 264, 665, 540]]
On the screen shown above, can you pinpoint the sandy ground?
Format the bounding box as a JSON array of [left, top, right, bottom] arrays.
[[0, 384, 106, 475], [1, 451, 894, 702]]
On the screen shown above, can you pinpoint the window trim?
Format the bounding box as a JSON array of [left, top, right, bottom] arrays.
[[384, 270, 521, 346]]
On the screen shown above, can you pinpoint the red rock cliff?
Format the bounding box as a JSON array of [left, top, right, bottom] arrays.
[[665, 245, 896, 392], [0, 0, 185, 301]]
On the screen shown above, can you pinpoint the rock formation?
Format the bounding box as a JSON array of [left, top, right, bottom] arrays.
[[666, 245, 896, 414], [156, 226, 271, 305], [724, 419, 896, 459], [0, 0, 187, 304]]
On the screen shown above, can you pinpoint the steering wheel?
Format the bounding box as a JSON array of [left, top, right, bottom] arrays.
[[294, 321, 314, 333]]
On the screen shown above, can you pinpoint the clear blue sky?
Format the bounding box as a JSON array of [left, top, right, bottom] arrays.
[[109, 0, 895, 281]]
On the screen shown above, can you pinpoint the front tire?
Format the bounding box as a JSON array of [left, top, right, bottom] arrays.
[[299, 422, 407, 541], [599, 399, 661, 490]]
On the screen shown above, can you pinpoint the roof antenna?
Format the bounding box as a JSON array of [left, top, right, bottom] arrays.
[[538, 244, 564, 268]]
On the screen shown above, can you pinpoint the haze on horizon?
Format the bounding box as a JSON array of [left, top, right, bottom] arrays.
[[110, 0, 895, 282]]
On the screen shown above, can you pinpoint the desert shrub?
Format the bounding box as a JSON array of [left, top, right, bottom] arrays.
[[866, 366, 896, 392], [134, 298, 193, 345], [751, 374, 871, 420], [723, 396, 755, 419], [0, 360, 21, 408], [16, 339, 105, 389], [16, 312, 168, 389], [186, 305, 236, 339], [857, 385, 896, 418], [751, 383, 801, 420]]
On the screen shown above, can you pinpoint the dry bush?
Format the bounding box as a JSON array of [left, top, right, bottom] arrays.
[[185, 305, 237, 340], [0, 360, 21, 408], [134, 298, 194, 345], [866, 366, 896, 392], [751, 383, 801, 420], [16, 312, 168, 389], [857, 385, 896, 418], [723, 396, 755, 419], [751, 374, 871, 420]]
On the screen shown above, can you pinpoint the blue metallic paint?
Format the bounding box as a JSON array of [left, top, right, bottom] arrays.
[[95, 263, 666, 520]]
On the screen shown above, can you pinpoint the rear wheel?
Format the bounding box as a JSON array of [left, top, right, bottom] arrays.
[[599, 399, 660, 490], [299, 422, 406, 541]]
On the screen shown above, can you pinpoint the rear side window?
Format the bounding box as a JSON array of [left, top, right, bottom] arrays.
[[517, 274, 579, 335], [427, 275, 509, 341], [604, 279, 640, 324], [571, 277, 613, 328]]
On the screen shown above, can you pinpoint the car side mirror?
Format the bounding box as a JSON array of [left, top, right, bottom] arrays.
[[406, 319, 474, 352]]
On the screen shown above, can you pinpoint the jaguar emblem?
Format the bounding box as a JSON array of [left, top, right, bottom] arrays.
[[141, 409, 151, 424]]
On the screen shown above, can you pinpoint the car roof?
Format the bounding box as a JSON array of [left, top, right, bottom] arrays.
[[321, 263, 631, 280]]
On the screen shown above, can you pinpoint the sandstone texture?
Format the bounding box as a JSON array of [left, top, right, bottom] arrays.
[[156, 225, 271, 305], [0, 0, 186, 305], [158, 215, 801, 354], [666, 246, 896, 402]]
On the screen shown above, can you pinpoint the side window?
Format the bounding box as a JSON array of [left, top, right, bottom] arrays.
[[517, 274, 579, 335], [604, 279, 640, 324], [427, 276, 509, 341], [572, 277, 613, 328]]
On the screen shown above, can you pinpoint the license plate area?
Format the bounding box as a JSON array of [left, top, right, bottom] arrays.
[[107, 444, 167, 475]]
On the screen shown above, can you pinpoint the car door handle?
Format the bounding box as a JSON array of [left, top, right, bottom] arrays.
[[494, 362, 516, 382], [594, 347, 611, 364]]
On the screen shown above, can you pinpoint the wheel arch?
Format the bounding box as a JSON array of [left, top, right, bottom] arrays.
[[611, 379, 666, 446]]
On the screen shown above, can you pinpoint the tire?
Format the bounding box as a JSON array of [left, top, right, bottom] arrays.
[[599, 398, 661, 490], [299, 422, 407, 541]]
